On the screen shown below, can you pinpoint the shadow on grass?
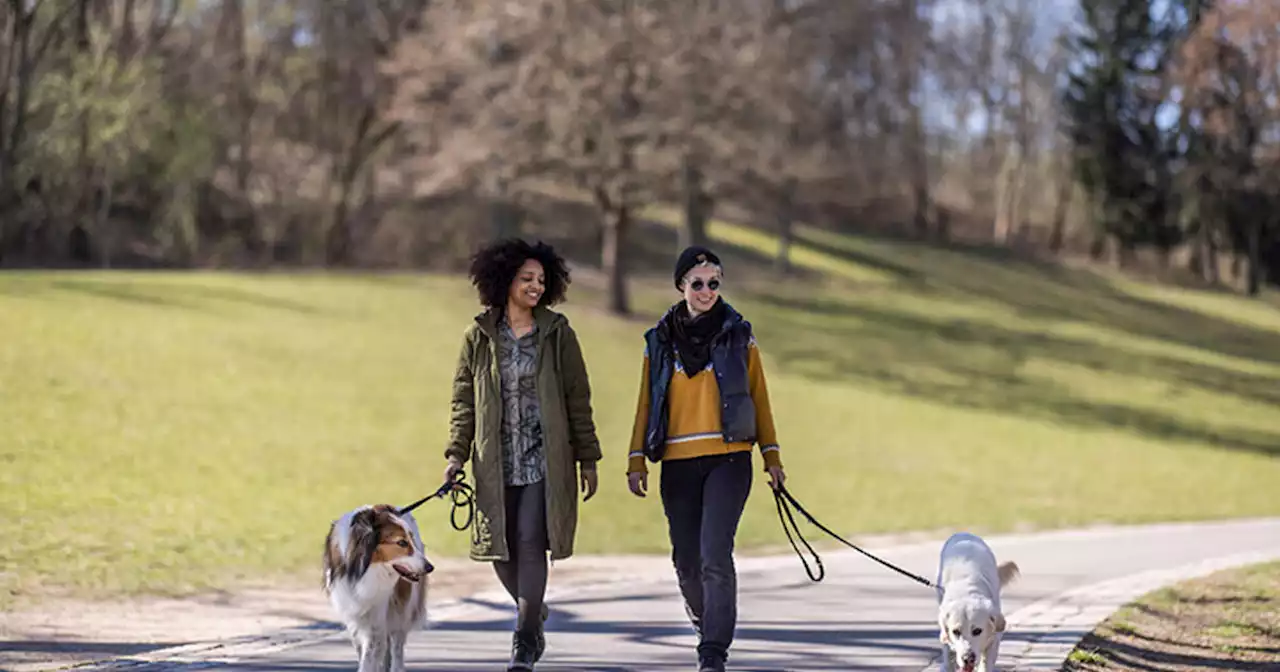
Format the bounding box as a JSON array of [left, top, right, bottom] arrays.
[[1068, 629, 1280, 671], [26, 278, 327, 315], [741, 290, 1280, 458], [792, 227, 1280, 367]]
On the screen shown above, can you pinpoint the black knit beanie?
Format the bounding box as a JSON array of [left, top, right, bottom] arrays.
[[674, 246, 722, 289]]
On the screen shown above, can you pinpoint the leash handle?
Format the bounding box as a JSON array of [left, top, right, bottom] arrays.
[[774, 486, 825, 582], [774, 484, 934, 589], [398, 470, 475, 533]]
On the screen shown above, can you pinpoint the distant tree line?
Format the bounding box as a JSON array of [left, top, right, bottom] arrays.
[[0, 0, 1274, 313], [1064, 0, 1280, 296]]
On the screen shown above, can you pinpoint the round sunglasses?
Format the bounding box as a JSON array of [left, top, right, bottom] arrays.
[[688, 278, 720, 292]]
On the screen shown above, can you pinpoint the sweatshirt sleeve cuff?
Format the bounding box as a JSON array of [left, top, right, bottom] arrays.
[[761, 445, 782, 470], [628, 452, 648, 474]]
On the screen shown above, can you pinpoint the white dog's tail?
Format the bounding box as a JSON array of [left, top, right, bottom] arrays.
[[997, 561, 1020, 587]]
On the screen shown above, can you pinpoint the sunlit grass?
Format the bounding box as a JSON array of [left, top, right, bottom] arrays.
[[2, 224, 1279, 608]]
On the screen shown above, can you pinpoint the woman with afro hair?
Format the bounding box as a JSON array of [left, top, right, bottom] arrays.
[[443, 238, 602, 671]]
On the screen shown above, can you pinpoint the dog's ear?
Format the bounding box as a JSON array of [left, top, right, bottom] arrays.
[[993, 613, 1007, 633], [345, 508, 380, 581]]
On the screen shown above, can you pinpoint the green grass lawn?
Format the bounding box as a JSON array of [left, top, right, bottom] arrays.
[[2, 225, 1279, 609]]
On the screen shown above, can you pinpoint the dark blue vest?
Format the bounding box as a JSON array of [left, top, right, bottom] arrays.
[[641, 301, 757, 462]]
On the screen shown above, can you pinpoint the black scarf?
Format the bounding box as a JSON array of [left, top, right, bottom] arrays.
[[669, 298, 726, 375]]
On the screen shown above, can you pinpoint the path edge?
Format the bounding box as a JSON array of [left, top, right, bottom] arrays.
[[1001, 546, 1280, 671]]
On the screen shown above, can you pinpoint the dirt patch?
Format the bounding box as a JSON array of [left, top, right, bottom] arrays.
[[1063, 560, 1280, 671]]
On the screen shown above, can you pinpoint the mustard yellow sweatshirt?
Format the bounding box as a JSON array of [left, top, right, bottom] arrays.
[[628, 338, 782, 474]]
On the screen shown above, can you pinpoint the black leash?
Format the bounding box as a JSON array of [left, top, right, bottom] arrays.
[[398, 470, 475, 532], [773, 484, 934, 589]]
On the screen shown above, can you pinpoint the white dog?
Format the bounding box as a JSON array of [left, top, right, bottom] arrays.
[[935, 532, 1019, 672], [324, 504, 433, 672]]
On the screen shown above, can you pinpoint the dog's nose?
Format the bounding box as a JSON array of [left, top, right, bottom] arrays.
[[962, 652, 977, 665], [423, 560, 435, 574]]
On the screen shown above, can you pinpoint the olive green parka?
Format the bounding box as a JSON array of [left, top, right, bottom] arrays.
[[445, 306, 602, 562]]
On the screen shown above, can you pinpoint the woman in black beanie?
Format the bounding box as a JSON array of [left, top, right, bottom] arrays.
[[625, 245, 787, 672]]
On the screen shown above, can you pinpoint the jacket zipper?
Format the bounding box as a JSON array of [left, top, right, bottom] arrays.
[[537, 325, 556, 566]]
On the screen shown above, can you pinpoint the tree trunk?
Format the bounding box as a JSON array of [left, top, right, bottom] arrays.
[[325, 187, 352, 265], [896, 0, 930, 239], [1089, 233, 1106, 260], [1197, 216, 1219, 284], [76, 0, 92, 254], [775, 179, 797, 275], [485, 173, 521, 241], [490, 197, 521, 241], [602, 204, 631, 315], [1117, 237, 1136, 269], [1247, 218, 1262, 296], [994, 147, 1027, 245], [679, 156, 709, 251], [0, 1, 36, 205], [1049, 175, 1073, 253], [96, 177, 113, 269]]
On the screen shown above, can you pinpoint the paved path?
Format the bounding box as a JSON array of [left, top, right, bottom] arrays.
[[83, 518, 1280, 671]]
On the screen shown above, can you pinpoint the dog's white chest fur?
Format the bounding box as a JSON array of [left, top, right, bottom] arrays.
[[328, 565, 422, 630]]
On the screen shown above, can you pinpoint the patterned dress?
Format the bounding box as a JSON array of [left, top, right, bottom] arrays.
[[498, 319, 546, 486]]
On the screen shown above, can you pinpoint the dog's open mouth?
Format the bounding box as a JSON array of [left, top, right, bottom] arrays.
[[962, 664, 975, 672], [393, 565, 422, 583]]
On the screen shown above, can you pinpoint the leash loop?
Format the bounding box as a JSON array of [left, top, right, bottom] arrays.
[[398, 470, 475, 532], [773, 484, 934, 589], [775, 483, 825, 581]]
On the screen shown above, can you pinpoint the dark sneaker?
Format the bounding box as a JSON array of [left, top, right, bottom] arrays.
[[697, 650, 726, 672]]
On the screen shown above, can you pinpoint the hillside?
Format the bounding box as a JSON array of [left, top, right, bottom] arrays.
[[1, 224, 1278, 608]]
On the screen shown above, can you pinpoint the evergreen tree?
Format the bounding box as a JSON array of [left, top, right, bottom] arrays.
[[1062, 0, 1184, 263]]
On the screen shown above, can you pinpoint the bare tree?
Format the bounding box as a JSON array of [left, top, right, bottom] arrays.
[[389, 0, 678, 314], [1176, 1, 1280, 294]]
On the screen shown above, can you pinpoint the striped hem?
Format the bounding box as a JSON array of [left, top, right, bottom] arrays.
[[666, 432, 723, 445], [760, 444, 780, 453]]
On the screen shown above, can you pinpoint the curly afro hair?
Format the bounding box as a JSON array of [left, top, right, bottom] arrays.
[[468, 238, 572, 309]]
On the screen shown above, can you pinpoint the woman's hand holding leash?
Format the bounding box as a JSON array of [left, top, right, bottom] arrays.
[[399, 461, 475, 531], [767, 465, 786, 491], [580, 462, 598, 501], [443, 456, 463, 486]]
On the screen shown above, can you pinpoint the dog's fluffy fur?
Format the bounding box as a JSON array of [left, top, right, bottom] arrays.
[[324, 504, 433, 672], [935, 532, 1020, 672]]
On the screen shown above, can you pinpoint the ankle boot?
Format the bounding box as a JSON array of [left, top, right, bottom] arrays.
[[508, 632, 537, 671]]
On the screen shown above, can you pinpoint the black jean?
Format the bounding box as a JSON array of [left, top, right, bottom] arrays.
[[492, 479, 549, 643], [659, 451, 753, 659]]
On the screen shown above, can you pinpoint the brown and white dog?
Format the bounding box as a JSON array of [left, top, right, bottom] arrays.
[[324, 504, 433, 672]]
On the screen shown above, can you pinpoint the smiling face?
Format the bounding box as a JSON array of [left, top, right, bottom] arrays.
[[680, 263, 722, 315], [939, 597, 1004, 671], [508, 258, 546, 310]]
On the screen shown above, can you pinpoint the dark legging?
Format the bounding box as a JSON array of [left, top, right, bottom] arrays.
[[492, 479, 549, 640]]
